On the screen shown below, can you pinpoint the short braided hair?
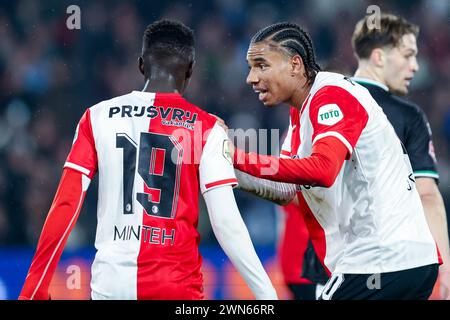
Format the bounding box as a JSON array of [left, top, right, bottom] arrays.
[[251, 22, 321, 84]]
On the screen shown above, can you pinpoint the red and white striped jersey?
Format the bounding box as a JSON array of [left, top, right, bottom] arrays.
[[66, 91, 237, 299], [281, 72, 439, 274]]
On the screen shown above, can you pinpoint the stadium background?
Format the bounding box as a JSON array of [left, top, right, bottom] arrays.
[[0, 0, 449, 299]]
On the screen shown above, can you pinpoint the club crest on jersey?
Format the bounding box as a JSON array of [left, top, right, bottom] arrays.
[[317, 104, 343, 126]]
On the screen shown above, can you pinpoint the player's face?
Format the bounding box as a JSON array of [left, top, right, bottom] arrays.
[[246, 42, 296, 107], [382, 33, 419, 96]]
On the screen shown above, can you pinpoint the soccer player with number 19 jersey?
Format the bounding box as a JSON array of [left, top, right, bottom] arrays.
[[19, 20, 277, 300]]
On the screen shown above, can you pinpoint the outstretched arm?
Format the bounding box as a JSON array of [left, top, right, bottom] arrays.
[[203, 185, 278, 300], [19, 168, 90, 300], [234, 136, 348, 188], [234, 169, 297, 205]]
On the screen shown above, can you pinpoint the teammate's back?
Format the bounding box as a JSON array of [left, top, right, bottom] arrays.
[[20, 19, 277, 301], [73, 91, 232, 298]]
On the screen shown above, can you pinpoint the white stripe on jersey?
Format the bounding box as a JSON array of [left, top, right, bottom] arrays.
[[312, 131, 353, 155], [64, 162, 91, 176], [413, 171, 439, 179]]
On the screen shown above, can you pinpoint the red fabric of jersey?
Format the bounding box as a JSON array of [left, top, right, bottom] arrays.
[[308, 85, 369, 160], [19, 168, 86, 300], [135, 93, 217, 300], [279, 202, 313, 285], [234, 136, 348, 188]]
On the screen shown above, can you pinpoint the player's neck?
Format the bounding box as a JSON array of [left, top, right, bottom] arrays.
[[289, 82, 312, 110], [142, 70, 182, 94], [354, 67, 387, 87]]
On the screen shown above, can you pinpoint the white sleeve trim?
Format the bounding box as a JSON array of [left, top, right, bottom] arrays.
[[313, 132, 353, 155], [64, 162, 91, 176], [203, 186, 278, 300], [280, 150, 291, 159], [413, 172, 439, 179], [203, 178, 239, 194]]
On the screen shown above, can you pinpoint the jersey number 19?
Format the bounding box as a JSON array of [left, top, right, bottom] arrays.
[[116, 132, 183, 219]]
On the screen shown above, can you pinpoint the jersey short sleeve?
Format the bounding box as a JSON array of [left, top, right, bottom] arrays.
[[309, 86, 369, 158], [199, 122, 238, 194], [64, 109, 98, 179], [405, 108, 439, 180]]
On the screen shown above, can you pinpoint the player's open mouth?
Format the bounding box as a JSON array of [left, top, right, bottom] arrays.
[[405, 77, 413, 86], [254, 88, 269, 101]]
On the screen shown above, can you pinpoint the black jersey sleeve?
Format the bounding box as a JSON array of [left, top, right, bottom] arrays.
[[404, 107, 439, 181]]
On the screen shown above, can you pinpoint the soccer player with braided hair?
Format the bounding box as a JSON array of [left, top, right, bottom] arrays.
[[227, 22, 441, 299]]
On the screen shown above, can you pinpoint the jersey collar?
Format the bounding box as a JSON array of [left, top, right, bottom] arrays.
[[132, 90, 155, 97], [352, 77, 389, 92], [131, 91, 183, 99]]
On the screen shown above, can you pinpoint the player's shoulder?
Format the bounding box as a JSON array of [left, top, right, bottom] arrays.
[[389, 94, 425, 119], [88, 92, 136, 112], [309, 71, 375, 109], [378, 92, 428, 126], [353, 80, 425, 121], [170, 96, 218, 129], [310, 71, 364, 98], [73, 93, 135, 127], [176, 97, 215, 120]]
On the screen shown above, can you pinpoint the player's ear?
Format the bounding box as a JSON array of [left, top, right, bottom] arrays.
[[186, 60, 195, 80], [291, 55, 304, 77], [370, 48, 385, 68], [138, 56, 145, 76]]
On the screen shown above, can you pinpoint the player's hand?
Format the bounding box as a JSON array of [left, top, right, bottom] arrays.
[[439, 269, 450, 300]]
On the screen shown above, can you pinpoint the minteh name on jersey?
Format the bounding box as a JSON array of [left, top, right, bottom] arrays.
[[114, 224, 176, 246], [109, 105, 198, 130]]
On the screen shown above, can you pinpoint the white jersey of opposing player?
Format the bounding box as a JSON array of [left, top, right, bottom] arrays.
[[281, 72, 439, 274]]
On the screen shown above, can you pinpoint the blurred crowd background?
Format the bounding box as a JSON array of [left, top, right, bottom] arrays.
[[0, 0, 449, 251]]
